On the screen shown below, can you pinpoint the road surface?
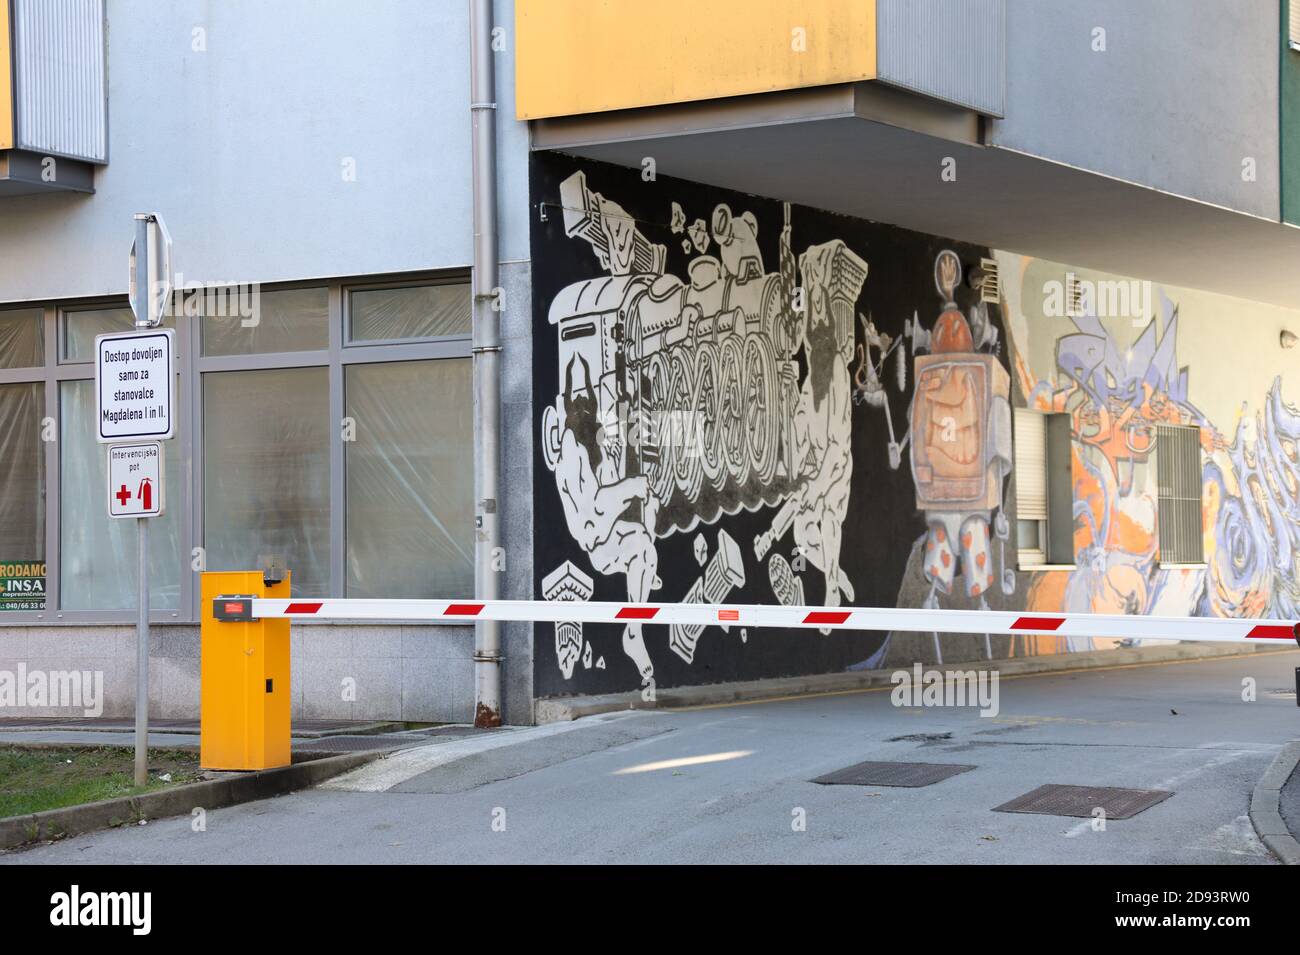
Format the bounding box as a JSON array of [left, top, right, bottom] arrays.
[[5, 649, 1298, 864]]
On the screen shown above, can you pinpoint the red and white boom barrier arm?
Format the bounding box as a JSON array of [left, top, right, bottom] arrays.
[[213, 597, 1300, 646]]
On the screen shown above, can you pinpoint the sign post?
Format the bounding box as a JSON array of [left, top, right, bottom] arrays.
[[97, 213, 174, 787]]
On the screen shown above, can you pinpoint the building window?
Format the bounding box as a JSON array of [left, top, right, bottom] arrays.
[[1014, 409, 1073, 567], [59, 378, 183, 610], [1156, 424, 1204, 565], [0, 382, 45, 582], [0, 307, 44, 368], [203, 367, 332, 597], [201, 287, 329, 356], [345, 358, 474, 598], [61, 305, 172, 363], [347, 282, 471, 343], [0, 274, 472, 620], [1291, 0, 1300, 51]]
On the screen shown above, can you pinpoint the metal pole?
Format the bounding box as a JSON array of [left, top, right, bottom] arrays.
[[133, 212, 151, 786], [470, 0, 502, 727], [133, 214, 150, 328], [134, 517, 148, 786]]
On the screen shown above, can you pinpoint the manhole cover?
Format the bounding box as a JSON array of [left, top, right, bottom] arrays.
[[811, 760, 976, 788], [993, 784, 1172, 819]]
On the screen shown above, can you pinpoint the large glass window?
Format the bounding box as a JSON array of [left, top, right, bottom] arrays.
[[345, 359, 473, 598], [348, 283, 471, 343], [202, 287, 329, 356], [0, 382, 46, 580], [203, 367, 330, 596], [1, 274, 471, 619], [62, 305, 172, 363], [0, 308, 44, 368], [59, 379, 182, 610]]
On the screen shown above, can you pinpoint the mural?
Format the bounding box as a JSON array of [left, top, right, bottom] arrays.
[[532, 154, 1014, 696], [531, 155, 1300, 698], [1011, 263, 1300, 649]]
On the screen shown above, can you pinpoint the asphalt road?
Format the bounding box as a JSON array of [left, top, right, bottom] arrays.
[[6, 649, 1299, 864]]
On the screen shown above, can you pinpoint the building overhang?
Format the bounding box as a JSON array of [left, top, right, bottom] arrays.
[[532, 85, 1300, 309], [0, 149, 96, 195]]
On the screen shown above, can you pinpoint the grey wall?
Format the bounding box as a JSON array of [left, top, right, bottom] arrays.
[[992, 0, 1280, 219], [0, 0, 531, 302], [0, 0, 537, 723], [0, 623, 477, 722], [876, 0, 1006, 116]]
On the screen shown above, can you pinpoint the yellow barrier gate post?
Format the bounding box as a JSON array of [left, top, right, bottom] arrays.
[[200, 569, 291, 771]]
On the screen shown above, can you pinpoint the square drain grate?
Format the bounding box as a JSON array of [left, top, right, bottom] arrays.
[[811, 760, 976, 788], [993, 784, 1172, 819]]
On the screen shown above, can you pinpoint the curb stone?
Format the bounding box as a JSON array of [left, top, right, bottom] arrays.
[[1249, 740, 1300, 865], [0, 749, 384, 852]]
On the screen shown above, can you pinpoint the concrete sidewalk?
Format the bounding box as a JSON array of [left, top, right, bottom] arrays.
[[0, 719, 490, 755], [0, 718, 404, 738]]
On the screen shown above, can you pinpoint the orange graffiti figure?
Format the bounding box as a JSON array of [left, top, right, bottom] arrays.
[[890, 251, 1013, 614]]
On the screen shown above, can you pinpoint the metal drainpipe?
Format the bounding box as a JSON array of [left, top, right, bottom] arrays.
[[470, 0, 502, 727]]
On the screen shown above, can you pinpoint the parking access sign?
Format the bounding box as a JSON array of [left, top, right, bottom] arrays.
[[96, 329, 174, 442]]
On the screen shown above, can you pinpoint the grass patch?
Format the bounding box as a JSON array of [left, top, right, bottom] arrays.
[[0, 747, 202, 818]]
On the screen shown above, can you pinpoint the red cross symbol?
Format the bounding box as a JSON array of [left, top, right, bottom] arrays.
[[115, 484, 131, 507]]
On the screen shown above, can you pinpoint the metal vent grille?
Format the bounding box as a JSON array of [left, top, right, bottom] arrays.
[[1156, 424, 1203, 565], [1066, 272, 1085, 316], [979, 257, 1001, 304], [811, 760, 976, 788], [11, 0, 107, 162], [994, 784, 1172, 819]]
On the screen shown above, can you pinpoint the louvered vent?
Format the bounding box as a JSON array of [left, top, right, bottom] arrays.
[[1156, 424, 1204, 565], [1066, 273, 1085, 317], [980, 257, 1001, 304]]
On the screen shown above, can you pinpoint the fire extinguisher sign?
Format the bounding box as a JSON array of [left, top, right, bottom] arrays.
[[107, 442, 165, 519]]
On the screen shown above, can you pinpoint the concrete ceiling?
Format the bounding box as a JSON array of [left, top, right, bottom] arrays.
[[535, 100, 1300, 309]]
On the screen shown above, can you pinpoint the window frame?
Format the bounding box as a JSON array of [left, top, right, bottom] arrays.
[[0, 270, 472, 626], [344, 274, 474, 348], [1013, 407, 1076, 571]]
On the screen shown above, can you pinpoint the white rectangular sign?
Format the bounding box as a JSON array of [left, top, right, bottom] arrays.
[[96, 329, 174, 442], [107, 442, 165, 519]]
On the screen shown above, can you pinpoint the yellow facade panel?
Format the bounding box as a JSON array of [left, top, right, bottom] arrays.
[[0, 2, 13, 149], [516, 0, 877, 120]]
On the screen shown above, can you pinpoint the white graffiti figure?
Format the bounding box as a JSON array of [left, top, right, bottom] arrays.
[[541, 354, 661, 684], [755, 241, 868, 626], [788, 242, 865, 608], [543, 168, 869, 675]]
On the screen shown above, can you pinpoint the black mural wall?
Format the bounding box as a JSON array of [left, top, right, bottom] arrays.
[[531, 152, 1016, 698]]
